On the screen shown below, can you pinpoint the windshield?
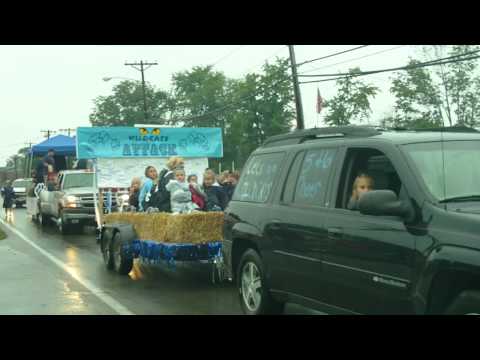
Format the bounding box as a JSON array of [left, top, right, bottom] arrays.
[[13, 180, 31, 188], [403, 140, 480, 202], [62, 173, 94, 189]]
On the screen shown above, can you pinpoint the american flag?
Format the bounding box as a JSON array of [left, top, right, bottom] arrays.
[[316, 88, 323, 114]]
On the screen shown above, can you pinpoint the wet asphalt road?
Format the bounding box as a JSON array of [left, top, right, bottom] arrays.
[[0, 205, 320, 315]]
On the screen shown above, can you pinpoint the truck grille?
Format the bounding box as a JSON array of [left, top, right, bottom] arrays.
[[77, 193, 119, 209]]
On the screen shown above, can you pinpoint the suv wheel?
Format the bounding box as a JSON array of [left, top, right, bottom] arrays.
[[111, 232, 133, 275], [445, 291, 480, 315], [237, 249, 284, 315]]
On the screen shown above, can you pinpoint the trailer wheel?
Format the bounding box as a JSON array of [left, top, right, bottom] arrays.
[[111, 232, 133, 275], [38, 209, 49, 227], [101, 231, 114, 270]]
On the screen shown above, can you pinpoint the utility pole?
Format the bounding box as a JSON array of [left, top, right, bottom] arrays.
[[59, 128, 76, 137], [13, 155, 18, 179], [41, 130, 56, 139], [288, 45, 305, 130], [125, 60, 158, 121], [25, 142, 33, 178]]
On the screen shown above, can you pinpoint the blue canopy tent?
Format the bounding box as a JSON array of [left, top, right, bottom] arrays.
[[30, 135, 76, 156], [28, 135, 77, 175]]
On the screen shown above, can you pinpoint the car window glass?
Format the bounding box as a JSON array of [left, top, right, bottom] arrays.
[[63, 173, 94, 189], [403, 141, 480, 201], [340, 149, 403, 210], [13, 181, 30, 188], [282, 151, 305, 203], [293, 148, 337, 206], [233, 152, 285, 203]]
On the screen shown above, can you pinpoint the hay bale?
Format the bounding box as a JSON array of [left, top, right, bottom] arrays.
[[165, 212, 224, 244], [150, 213, 169, 242], [103, 211, 224, 244]]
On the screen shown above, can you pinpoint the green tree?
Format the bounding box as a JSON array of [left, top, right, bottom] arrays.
[[170, 66, 230, 128], [323, 68, 379, 126], [89, 81, 173, 126], [5, 147, 32, 179], [170, 59, 295, 169], [389, 59, 443, 128], [169, 65, 236, 170], [444, 45, 480, 126], [392, 45, 480, 128], [224, 58, 295, 168]]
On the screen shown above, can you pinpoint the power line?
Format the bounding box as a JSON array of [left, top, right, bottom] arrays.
[[182, 47, 405, 121], [299, 48, 480, 78], [174, 77, 292, 122], [125, 60, 158, 121], [173, 46, 291, 122], [295, 45, 369, 68], [298, 53, 480, 85], [298, 45, 408, 75], [41, 130, 56, 139], [243, 45, 287, 74], [59, 128, 76, 137], [212, 45, 247, 67]]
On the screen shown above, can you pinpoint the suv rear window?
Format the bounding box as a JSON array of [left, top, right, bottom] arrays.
[[233, 152, 285, 203], [293, 148, 337, 206]]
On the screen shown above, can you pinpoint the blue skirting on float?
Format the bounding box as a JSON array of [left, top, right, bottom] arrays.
[[123, 240, 223, 268]]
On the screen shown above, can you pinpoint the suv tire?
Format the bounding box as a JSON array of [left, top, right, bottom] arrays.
[[111, 232, 133, 275], [237, 249, 284, 315], [445, 290, 480, 315]]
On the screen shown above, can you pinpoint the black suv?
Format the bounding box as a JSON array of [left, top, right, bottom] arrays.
[[223, 126, 480, 315]]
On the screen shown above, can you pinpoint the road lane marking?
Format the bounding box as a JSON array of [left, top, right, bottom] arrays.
[[0, 219, 135, 315]]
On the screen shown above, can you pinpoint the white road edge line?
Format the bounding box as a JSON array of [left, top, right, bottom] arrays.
[[0, 219, 135, 315]]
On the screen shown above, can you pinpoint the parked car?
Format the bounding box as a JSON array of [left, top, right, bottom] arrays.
[[223, 126, 480, 315], [12, 178, 33, 208]]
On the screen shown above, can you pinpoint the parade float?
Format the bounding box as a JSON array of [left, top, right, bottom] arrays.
[[76, 126, 226, 283]]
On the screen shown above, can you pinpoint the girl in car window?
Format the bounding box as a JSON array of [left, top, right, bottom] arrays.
[[347, 174, 374, 210]]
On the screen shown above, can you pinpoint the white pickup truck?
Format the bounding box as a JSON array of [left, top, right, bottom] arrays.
[[12, 178, 33, 208], [38, 170, 118, 234]]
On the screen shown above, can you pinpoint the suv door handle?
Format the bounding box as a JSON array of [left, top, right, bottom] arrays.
[[327, 227, 343, 240], [269, 220, 283, 231]]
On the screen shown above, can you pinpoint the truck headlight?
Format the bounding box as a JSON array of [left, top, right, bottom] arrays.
[[64, 195, 78, 208]]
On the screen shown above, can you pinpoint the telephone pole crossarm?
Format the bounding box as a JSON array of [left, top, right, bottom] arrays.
[[125, 60, 158, 122]]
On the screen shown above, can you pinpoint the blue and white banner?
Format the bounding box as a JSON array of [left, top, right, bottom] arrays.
[[76, 127, 223, 159]]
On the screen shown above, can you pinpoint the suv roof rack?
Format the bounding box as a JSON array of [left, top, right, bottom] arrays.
[[413, 125, 479, 133], [262, 126, 381, 147], [379, 125, 479, 133]]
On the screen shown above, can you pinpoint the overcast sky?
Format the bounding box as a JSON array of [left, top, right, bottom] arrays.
[[0, 45, 420, 166]]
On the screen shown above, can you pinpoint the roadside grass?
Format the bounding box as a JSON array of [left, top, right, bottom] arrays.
[[0, 227, 6, 240]]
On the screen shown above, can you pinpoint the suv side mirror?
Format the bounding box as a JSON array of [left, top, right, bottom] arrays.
[[358, 190, 414, 220]]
